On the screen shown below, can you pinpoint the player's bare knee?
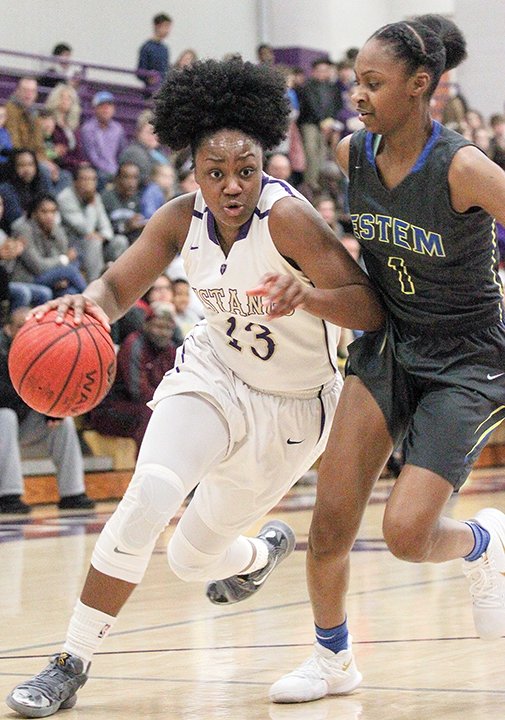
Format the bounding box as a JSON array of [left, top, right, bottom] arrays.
[[308, 524, 349, 561], [383, 517, 431, 562]]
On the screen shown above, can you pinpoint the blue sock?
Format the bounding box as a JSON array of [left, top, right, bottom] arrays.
[[315, 618, 348, 654], [464, 521, 491, 562]]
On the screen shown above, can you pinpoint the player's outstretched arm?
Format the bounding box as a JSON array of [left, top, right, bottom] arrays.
[[29, 194, 194, 325], [263, 197, 385, 330]]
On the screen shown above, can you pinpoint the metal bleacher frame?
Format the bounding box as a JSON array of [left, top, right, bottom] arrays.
[[0, 47, 155, 140]]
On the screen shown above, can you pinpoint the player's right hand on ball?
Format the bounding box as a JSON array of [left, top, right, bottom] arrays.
[[30, 294, 111, 330]]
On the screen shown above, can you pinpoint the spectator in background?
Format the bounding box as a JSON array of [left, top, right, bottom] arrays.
[[0, 306, 95, 513], [57, 164, 128, 281], [36, 109, 73, 193], [335, 59, 361, 136], [119, 109, 168, 189], [265, 151, 313, 201], [313, 194, 343, 236], [44, 83, 86, 173], [0, 266, 9, 325], [137, 12, 173, 92], [465, 108, 485, 133], [0, 192, 52, 311], [4, 77, 45, 158], [101, 162, 146, 245], [291, 66, 306, 92], [441, 83, 468, 126], [175, 165, 199, 195], [39, 43, 78, 89], [256, 43, 275, 66], [173, 49, 198, 70], [80, 91, 128, 190], [0, 103, 13, 165], [273, 65, 306, 187], [264, 152, 292, 182], [489, 113, 505, 172], [88, 302, 178, 455], [140, 162, 175, 219], [110, 270, 179, 346], [11, 193, 86, 297], [2, 148, 51, 213], [172, 277, 202, 336], [0, 182, 22, 232], [297, 58, 343, 191]]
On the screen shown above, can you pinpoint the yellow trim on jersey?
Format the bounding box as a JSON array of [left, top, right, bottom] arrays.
[[490, 219, 504, 323]]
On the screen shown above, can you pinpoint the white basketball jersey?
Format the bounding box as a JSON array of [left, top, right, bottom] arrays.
[[180, 174, 339, 393]]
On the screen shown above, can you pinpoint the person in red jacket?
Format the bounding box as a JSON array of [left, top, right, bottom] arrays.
[[88, 302, 177, 454]]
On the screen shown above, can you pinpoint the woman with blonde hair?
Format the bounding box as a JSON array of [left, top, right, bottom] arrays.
[[44, 83, 86, 172]]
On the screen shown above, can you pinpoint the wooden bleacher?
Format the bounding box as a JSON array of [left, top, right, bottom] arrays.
[[21, 431, 137, 507], [21, 424, 505, 507]]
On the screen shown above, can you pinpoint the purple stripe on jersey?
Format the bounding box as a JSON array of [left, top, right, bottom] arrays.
[[264, 176, 295, 196], [316, 386, 325, 443], [254, 207, 270, 220], [322, 319, 337, 374], [237, 214, 254, 239], [206, 208, 254, 243], [206, 211, 220, 246]]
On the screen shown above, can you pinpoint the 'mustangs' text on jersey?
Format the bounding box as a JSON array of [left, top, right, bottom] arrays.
[[181, 174, 339, 392], [349, 121, 504, 332]]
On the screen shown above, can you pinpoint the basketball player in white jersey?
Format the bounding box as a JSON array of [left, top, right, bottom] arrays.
[[6, 58, 384, 717]]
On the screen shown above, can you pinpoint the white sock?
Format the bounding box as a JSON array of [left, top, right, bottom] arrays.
[[243, 537, 270, 573], [63, 599, 117, 664]]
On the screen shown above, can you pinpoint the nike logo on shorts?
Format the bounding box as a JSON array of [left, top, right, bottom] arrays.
[[114, 546, 137, 556], [287, 438, 304, 445], [487, 372, 505, 380]]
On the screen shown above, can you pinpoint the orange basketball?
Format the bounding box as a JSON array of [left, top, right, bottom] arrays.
[[8, 309, 117, 418]]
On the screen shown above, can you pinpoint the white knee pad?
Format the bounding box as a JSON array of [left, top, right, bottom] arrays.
[[167, 525, 252, 583], [92, 464, 186, 584], [168, 526, 224, 582]]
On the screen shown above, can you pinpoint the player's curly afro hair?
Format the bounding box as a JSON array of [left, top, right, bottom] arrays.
[[152, 57, 291, 153]]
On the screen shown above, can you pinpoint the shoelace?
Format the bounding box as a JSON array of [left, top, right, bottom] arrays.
[[464, 555, 503, 608], [18, 665, 68, 701], [289, 651, 349, 681]]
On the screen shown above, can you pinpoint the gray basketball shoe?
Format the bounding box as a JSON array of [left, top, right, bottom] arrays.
[[206, 520, 296, 605], [6, 652, 89, 718]]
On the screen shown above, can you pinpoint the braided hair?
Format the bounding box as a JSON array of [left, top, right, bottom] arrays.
[[370, 14, 467, 96], [152, 57, 291, 154]]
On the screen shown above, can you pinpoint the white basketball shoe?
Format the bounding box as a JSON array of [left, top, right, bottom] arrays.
[[462, 507, 505, 640], [269, 639, 362, 704]]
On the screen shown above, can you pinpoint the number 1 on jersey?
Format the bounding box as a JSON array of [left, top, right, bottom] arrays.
[[388, 256, 415, 295]]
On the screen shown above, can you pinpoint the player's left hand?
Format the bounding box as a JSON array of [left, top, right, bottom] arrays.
[[247, 273, 308, 319]]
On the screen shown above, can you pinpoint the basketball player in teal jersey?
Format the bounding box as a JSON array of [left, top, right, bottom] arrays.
[[6, 58, 384, 717], [248, 15, 505, 705]]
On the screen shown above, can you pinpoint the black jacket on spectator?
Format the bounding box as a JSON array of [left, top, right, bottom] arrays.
[[297, 79, 343, 125], [0, 330, 30, 422]]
